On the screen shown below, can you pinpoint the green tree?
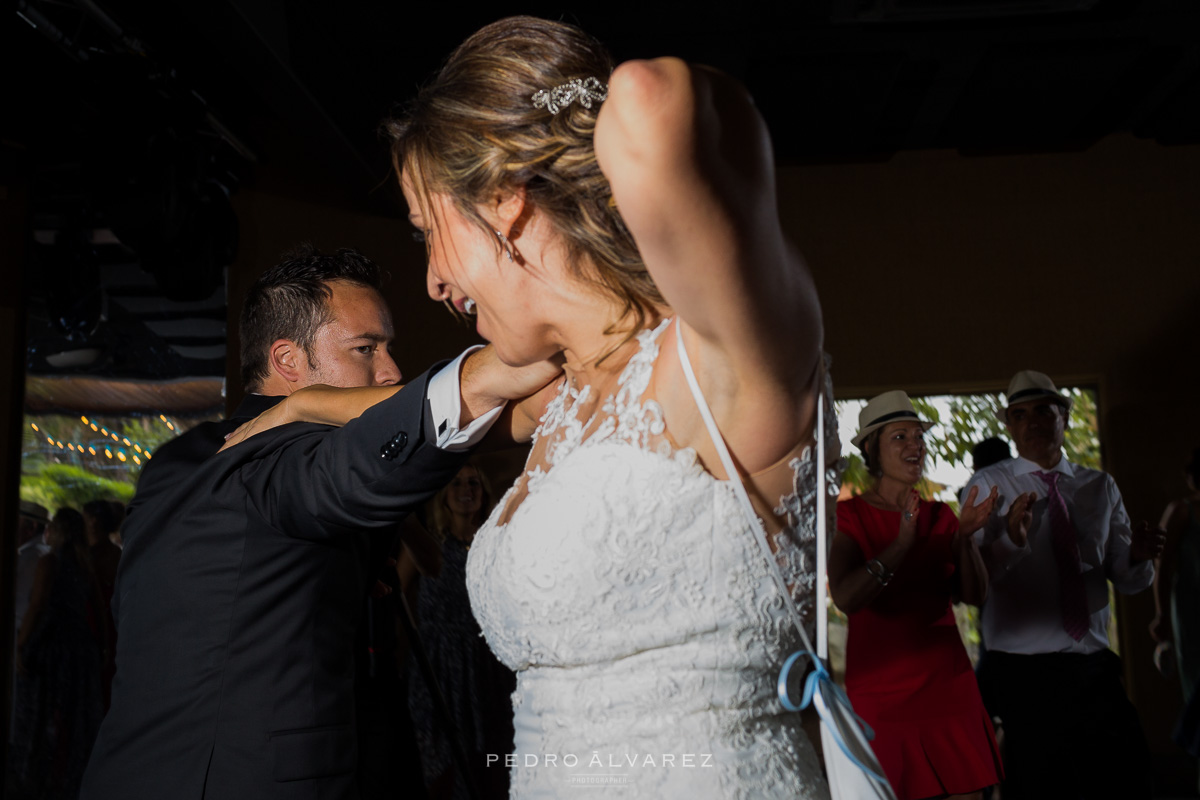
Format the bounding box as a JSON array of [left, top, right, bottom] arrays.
[[1061, 388, 1100, 470], [923, 394, 1006, 475], [20, 462, 136, 513]]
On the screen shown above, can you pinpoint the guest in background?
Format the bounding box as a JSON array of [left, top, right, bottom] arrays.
[[82, 500, 122, 597], [1151, 446, 1200, 791], [105, 501, 125, 548], [963, 435, 1015, 800], [13, 502, 50, 653], [960, 435, 1013, 659], [11, 501, 50, 743], [8, 507, 106, 800], [965, 370, 1163, 800], [406, 461, 516, 800], [82, 500, 121, 708], [355, 529, 429, 800], [829, 390, 1002, 800], [972, 437, 1012, 473]]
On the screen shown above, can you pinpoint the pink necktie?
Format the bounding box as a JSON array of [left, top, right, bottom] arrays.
[[1035, 471, 1089, 641]]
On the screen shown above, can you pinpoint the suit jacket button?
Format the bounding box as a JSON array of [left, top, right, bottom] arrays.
[[379, 431, 408, 461]]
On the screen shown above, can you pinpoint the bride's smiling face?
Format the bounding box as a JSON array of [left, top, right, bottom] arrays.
[[401, 168, 553, 366]]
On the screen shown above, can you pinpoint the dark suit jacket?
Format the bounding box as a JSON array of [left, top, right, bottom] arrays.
[[81, 368, 466, 800]]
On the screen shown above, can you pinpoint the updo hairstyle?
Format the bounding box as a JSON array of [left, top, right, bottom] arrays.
[[384, 16, 664, 344]]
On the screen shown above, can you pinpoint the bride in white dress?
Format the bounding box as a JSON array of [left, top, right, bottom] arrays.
[[387, 17, 834, 797], [236, 15, 835, 798]]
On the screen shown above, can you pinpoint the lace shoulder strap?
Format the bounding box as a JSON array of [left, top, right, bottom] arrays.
[[673, 319, 819, 657]]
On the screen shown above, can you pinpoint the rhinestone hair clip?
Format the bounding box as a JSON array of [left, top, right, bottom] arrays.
[[531, 77, 608, 115]]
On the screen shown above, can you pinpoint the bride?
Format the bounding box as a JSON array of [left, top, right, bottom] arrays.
[[236, 16, 833, 797]]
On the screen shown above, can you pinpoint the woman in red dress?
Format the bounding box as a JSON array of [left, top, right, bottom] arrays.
[[829, 390, 1003, 800]]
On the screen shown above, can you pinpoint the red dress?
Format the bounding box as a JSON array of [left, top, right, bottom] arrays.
[[837, 496, 1003, 799]]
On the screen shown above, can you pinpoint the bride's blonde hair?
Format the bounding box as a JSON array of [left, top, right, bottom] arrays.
[[383, 16, 664, 350]]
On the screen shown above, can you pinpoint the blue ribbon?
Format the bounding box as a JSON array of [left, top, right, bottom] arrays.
[[777, 650, 889, 783]]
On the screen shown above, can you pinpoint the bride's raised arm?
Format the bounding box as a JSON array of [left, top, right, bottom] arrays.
[[595, 59, 822, 445]]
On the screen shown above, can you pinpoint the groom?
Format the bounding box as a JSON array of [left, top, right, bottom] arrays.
[[81, 245, 553, 800]]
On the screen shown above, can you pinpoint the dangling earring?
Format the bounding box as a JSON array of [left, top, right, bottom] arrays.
[[494, 230, 516, 263]]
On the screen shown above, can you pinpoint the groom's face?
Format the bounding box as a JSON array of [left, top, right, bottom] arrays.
[[299, 280, 401, 389]]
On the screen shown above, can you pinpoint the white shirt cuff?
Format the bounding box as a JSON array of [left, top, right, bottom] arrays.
[[427, 346, 506, 451], [1111, 546, 1156, 592]]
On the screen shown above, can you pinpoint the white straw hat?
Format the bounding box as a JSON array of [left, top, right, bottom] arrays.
[[851, 390, 933, 449], [999, 370, 1073, 422]]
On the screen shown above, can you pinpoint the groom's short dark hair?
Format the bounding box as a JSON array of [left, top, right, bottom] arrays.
[[239, 244, 385, 392]]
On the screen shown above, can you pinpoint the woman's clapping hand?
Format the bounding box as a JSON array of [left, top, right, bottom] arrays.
[[957, 484, 999, 536], [897, 490, 921, 545]]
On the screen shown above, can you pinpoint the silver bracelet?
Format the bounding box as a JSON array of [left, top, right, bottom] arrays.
[[865, 558, 892, 587]]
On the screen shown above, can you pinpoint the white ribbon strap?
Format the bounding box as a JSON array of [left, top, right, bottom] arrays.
[[815, 357, 829, 662], [673, 320, 817, 657]]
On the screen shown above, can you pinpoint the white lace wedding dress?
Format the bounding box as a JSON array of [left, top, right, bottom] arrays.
[[466, 319, 835, 798]]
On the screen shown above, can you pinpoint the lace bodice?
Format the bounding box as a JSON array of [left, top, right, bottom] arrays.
[[466, 320, 836, 798]]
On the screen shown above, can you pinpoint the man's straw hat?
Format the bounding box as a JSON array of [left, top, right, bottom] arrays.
[[999, 370, 1072, 422]]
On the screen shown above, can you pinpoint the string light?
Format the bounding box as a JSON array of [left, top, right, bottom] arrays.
[[27, 416, 163, 465], [166, 421, 175, 431]]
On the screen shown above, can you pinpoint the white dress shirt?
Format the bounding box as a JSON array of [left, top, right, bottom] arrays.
[[966, 454, 1154, 656], [425, 346, 505, 451]]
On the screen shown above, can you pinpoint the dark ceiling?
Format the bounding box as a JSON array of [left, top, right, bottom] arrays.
[[12, 0, 1200, 210], [6, 0, 1200, 389]]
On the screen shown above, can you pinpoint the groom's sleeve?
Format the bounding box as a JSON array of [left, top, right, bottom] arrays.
[[231, 362, 470, 540], [424, 345, 505, 451]]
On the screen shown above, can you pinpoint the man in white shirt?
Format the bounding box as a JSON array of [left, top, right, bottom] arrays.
[[965, 370, 1164, 800]]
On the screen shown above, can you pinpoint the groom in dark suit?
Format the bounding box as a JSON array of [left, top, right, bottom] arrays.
[[81, 246, 546, 800]]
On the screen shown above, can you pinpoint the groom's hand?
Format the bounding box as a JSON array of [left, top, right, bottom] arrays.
[[458, 345, 564, 426]]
